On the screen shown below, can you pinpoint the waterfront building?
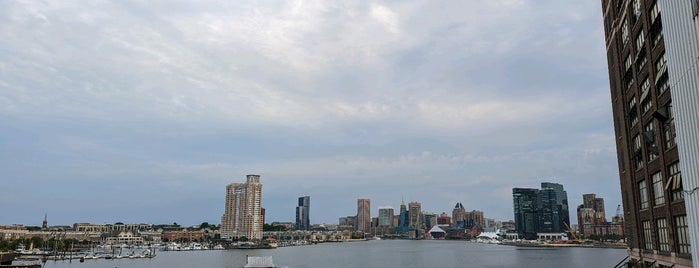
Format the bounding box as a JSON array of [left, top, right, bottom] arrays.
[[423, 212, 437, 229], [104, 230, 144, 245], [601, 0, 696, 266], [220, 174, 264, 240], [464, 210, 485, 229], [437, 212, 452, 225], [161, 228, 205, 243], [408, 202, 422, 229], [396, 200, 410, 233], [356, 198, 371, 233], [338, 216, 356, 231], [512, 188, 539, 240], [539, 182, 570, 232], [378, 207, 395, 227], [296, 196, 310, 230], [577, 194, 609, 237], [452, 202, 466, 227]]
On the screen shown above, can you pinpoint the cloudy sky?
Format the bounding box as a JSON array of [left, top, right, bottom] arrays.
[[0, 0, 619, 226]]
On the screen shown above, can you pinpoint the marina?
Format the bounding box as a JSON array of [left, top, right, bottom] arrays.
[[17, 239, 626, 268]]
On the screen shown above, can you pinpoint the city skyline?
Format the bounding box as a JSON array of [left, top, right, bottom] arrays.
[[0, 1, 620, 226]]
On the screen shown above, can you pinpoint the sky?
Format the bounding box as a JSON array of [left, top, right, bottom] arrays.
[[0, 0, 619, 227]]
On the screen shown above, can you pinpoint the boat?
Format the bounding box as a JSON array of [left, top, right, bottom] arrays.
[[237, 242, 277, 249]]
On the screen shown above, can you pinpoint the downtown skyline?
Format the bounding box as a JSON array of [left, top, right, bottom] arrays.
[[1, 1, 620, 226]]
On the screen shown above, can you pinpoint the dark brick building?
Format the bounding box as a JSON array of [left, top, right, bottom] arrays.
[[601, 0, 691, 267]]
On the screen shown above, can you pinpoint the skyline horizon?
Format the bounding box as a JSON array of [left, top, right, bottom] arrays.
[[6, 177, 616, 228]]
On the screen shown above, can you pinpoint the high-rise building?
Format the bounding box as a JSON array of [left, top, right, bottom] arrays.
[[452, 202, 466, 227], [576, 194, 619, 237], [408, 202, 422, 229], [220, 174, 263, 240], [601, 0, 694, 266], [356, 199, 371, 233], [296, 196, 310, 230], [397, 200, 409, 233], [465, 210, 485, 229], [378, 207, 394, 227], [512, 188, 539, 240], [540, 182, 570, 232]]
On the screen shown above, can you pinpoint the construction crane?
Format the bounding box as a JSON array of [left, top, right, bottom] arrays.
[[563, 221, 581, 243]]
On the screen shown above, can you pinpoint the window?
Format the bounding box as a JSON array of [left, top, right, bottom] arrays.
[[645, 122, 658, 162], [639, 180, 649, 209], [632, 0, 641, 22], [636, 31, 645, 52], [652, 172, 664, 206], [642, 220, 653, 250], [650, 2, 660, 24], [625, 54, 633, 72], [633, 134, 642, 152], [641, 79, 651, 114], [675, 215, 691, 254], [657, 218, 670, 252], [669, 162, 683, 201], [622, 18, 629, 45], [629, 97, 638, 127], [657, 73, 669, 96], [656, 53, 667, 75], [664, 105, 676, 149]]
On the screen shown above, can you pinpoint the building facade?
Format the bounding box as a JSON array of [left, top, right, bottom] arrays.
[[220, 174, 263, 240], [378, 207, 395, 227], [513, 188, 539, 240], [452, 202, 466, 228], [408, 202, 422, 229], [601, 0, 693, 266], [540, 182, 570, 232], [296, 196, 310, 231], [356, 199, 371, 233]]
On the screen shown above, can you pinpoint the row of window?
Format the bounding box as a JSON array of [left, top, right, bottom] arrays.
[[641, 215, 691, 254], [639, 162, 683, 210], [629, 104, 676, 171]]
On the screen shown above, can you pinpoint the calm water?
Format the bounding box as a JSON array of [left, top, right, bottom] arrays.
[[37, 240, 627, 268]]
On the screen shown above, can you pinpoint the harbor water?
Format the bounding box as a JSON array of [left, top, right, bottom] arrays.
[[36, 240, 627, 268]]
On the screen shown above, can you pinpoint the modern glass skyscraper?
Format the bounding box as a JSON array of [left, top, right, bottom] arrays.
[[296, 196, 310, 230], [539, 182, 570, 233], [512, 188, 539, 240], [220, 174, 263, 240]]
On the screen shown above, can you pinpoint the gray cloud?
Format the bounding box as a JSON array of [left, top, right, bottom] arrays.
[[0, 0, 619, 225]]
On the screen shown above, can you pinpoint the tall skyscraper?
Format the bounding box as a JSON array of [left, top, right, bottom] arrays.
[[540, 182, 570, 231], [220, 174, 263, 240], [356, 198, 371, 233], [601, 0, 695, 266], [296, 196, 310, 230], [408, 202, 422, 229], [397, 200, 409, 233], [512, 188, 539, 240]]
